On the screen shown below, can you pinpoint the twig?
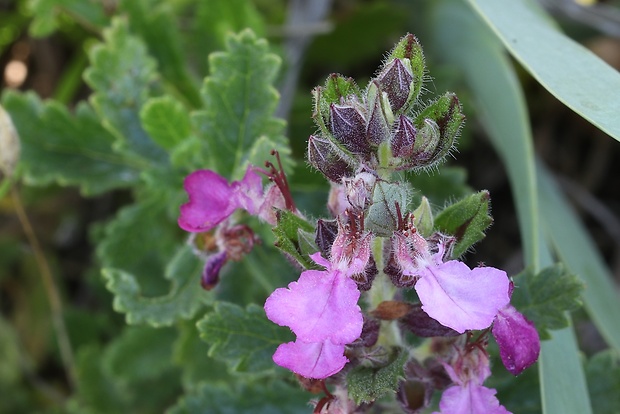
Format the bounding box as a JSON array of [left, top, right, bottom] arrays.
[[10, 185, 77, 391]]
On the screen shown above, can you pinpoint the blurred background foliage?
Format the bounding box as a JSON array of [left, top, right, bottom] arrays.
[[1, 0, 619, 412]]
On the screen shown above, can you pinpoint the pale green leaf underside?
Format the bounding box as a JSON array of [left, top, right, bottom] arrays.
[[467, 0, 620, 142]]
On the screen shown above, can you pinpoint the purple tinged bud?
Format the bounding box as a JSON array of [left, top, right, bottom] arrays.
[[492, 304, 540, 375], [376, 58, 414, 113], [351, 255, 378, 291], [391, 115, 417, 158], [201, 251, 227, 290], [329, 103, 369, 155], [315, 219, 338, 258], [366, 82, 392, 146], [307, 135, 354, 182], [399, 303, 461, 338], [350, 316, 381, 348]]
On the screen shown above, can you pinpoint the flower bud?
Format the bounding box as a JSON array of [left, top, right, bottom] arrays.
[[312, 74, 361, 134], [329, 103, 370, 155], [315, 218, 338, 257], [398, 303, 460, 337], [307, 135, 354, 182], [365, 82, 392, 146], [375, 58, 414, 113], [201, 251, 227, 290], [413, 196, 434, 238], [379, 33, 426, 113], [391, 93, 464, 170], [391, 115, 417, 158]]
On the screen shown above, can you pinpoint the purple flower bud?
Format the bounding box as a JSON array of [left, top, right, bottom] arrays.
[[391, 115, 417, 158], [307, 135, 355, 182], [329, 103, 369, 155], [399, 304, 461, 338], [492, 304, 540, 376], [366, 82, 392, 146], [350, 316, 381, 348], [201, 251, 227, 290], [315, 219, 338, 258], [376, 58, 414, 113]]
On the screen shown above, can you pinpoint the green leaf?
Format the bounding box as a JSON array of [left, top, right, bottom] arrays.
[[197, 301, 293, 374], [538, 165, 620, 350], [2, 91, 140, 195], [96, 194, 180, 294], [366, 180, 410, 237], [272, 209, 316, 270], [432, 0, 539, 267], [188, 0, 267, 77], [0, 317, 20, 385], [166, 382, 309, 414], [434, 190, 492, 257], [347, 347, 408, 405], [103, 325, 177, 383], [511, 264, 583, 340], [103, 246, 212, 327], [466, 0, 620, 142], [539, 325, 593, 414], [586, 349, 620, 414], [119, 0, 201, 108], [183, 29, 287, 178], [27, 0, 109, 36], [84, 18, 166, 164], [140, 96, 191, 151]]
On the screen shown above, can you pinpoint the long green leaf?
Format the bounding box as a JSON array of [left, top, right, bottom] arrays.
[[432, 2, 593, 412], [538, 164, 620, 350], [466, 0, 620, 142]]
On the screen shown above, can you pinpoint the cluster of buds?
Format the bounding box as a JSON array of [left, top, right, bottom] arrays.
[[308, 34, 465, 182]]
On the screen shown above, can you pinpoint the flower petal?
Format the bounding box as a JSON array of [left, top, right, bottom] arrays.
[[178, 170, 237, 232], [435, 383, 511, 414], [492, 304, 540, 375], [415, 261, 510, 333], [232, 167, 264, 215], [272, 339, 348, 379], [264, 268, 362, 344]]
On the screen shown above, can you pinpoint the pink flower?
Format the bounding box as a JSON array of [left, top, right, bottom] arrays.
[[393, 233, 510, 333], [492, 304, 540, 375], [178, 166, 283, 232], [265, 249, 366, 378], [272, 339, 348, 379], [264, 254, 363, 344], [434, 346, 511, 414]]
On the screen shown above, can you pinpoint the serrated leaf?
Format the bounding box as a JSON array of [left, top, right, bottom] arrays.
[[434, 190, 492, 257], [347, 347, 408, 404], [103, 325, 177, 383], [96, 194, 180, 294], [511, 264, 583, 339], [119, 0, 201, 107], [197, 301, 293, 374], [140, 96, 191, 151], [188, 0, 266, 77], [103, 246, 212, 327], [184, 29, 287, 179], [2, 91, 140, 195], [28, 0, 109, 37], [84, 18, 166, 164], [586, 349, 620, 414], [166, 382, 309, 414], [272, 209, 316, 269]]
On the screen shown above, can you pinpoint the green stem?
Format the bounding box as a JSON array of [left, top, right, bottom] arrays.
[[11, 185, 76, 390]]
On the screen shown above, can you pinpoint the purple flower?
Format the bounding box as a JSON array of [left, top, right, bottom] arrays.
[[434, 346, 511, 414], [264, 254, 363, 344], [492, 304, 540, 375], [272, 339, 348, 379], [393, 233, 510, 333], [265, 251, 365, 378], [178, 166, 283, 232]]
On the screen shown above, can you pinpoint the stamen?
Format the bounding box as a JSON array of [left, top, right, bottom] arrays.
[[263, 150, 297, 211]]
